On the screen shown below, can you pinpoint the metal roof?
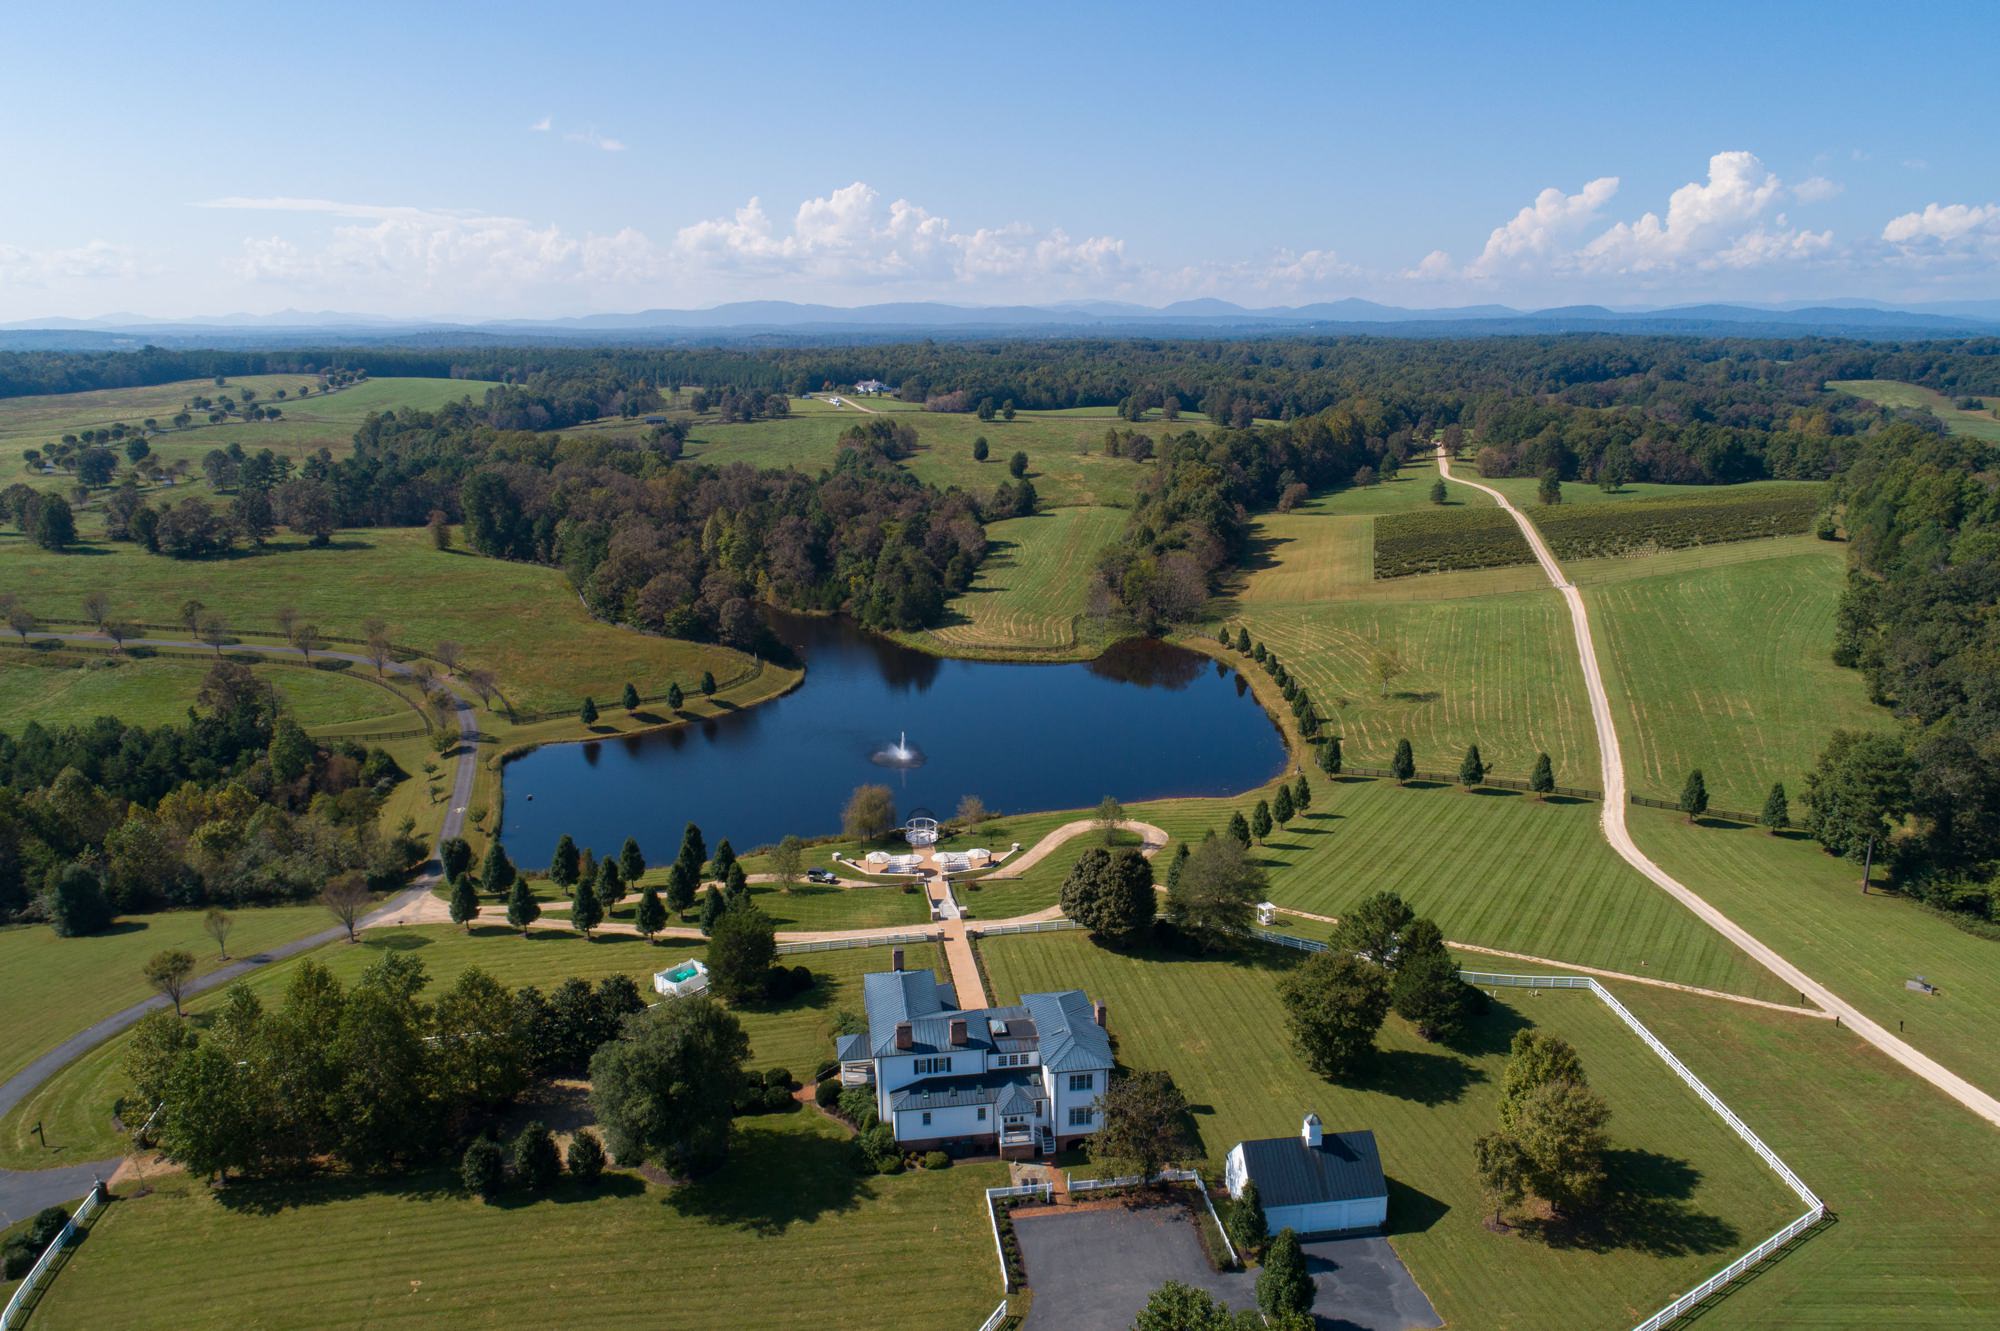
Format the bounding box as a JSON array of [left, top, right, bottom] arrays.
[[890, 1069, 1040, 1113], [1234, 1129, 1386, 1210]]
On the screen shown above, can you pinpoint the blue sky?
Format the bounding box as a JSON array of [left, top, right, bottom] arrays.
[[3, 0, 1996, 318]]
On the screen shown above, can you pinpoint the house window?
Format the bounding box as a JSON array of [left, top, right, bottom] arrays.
[[1035, 1100, 1045, 1115], [1068, 1107, 1093, 1127], [1067, 1072, 1094, 1092], [921, 1112, 931, 1127], [913, 1056, 952, 1076], [977, 1107, 987, 1121]]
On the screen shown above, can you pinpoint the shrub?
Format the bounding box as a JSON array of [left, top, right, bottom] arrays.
[[815, 1078, 842, 1108], [762, 1084, 796, 1112], [838, 1085, 879, 1128], [813, 1058, 840, 1083], [511, 1121, 561, 1191], [923, 1150, 951, 1170], [764, 1066, 794, 1089], [857, 1121, 901, 1172], [461, 1137, 505, 1201], [566, 1130, 607, 1183]]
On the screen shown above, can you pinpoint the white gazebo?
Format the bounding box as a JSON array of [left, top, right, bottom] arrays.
[[905, 814, 939, 847], [653, 958, 710, 999]]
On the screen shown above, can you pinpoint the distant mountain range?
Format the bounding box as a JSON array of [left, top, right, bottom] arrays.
[[4, 297, 1999, 350]]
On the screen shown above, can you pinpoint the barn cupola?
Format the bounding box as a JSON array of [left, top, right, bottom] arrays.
[[1302, 1113, 1323, 1148]]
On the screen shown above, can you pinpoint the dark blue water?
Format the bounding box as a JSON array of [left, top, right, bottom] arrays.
[[499, 612, 1285, 865]]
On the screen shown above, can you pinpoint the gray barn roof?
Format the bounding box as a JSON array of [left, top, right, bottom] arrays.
[[1235, 1129, 1385, 1209]]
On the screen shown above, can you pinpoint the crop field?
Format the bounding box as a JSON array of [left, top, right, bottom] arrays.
[[0, 927, 942, 1168], [0, 651, 416, 732], [1628, 807, 2000, 1100], [0, 525, 760, 714], [1609, 982, 2000, 1326], [900, 504, 1127, 657], [1828, 378, 2000, 443], [41, 1110, 1002, 1329], [1473, 475, 1820, 511], [1228, 589, 1602, 781], [1373, 505, 1536, 577], [983, 930, 1801, 1330], [1531, 487, 1825, 562], [0, 903, 336, 1088], [1586, 544, 1889, 808]]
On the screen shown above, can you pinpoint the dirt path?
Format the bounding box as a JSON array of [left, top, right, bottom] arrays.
[[981, 819, 1168, 880], [1436, 445, 2000, 1126]]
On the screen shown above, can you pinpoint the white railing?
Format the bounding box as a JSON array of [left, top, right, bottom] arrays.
[[775, 930, 939, 955], [984, 1182, 1052, 1291], [1057, 1168, 1239, 1267], [2, 1182, 106, 1330], [971, 918, 1079, 939], [1458, 971, 1826, 1331], [975, 1299, 1009, 1331], [1250, 927, 1326, 953]]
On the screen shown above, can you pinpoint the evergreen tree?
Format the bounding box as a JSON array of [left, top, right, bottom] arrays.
[[1679, 768, 1709, 822], [595, 858, 624, 915], [1318, 735, 1343, 776], [1761, 782, 1790, 833], [622, 682, 640, 711], [1529, 752, 1555, 798], [1272, 785, 1295, 827], [507, 877, 542, 935], [1225, 1180, 1267, 1258], [1537, 469, 1563, 505], [1292, 773, 1311, 812], [666, 681, 684, 711], [972, 436, 989, 461], [1257, 1228, 1313, 1319], [1227, 810, 1251, 847], [1165, 841, 1190, 892], [481, 841, 517, 898], [1331, 890, 1414, 964], [1235, 627, 1251, 654], [707, 905, 777, 1003], [1458, 744, 1486, 789], [725, 861, 750, 907], [620, 836, 646, 882], [698, 884, 728, 934], [711, 839, 737, 884], [666, 861, 697, 918], [1430, 477, 1448, 505], [448, 875, 480, 932], [440, 836, 474, 881], [635, 887, 668, 941], [566, 1130, 607, 1183], [700, 671, 716, 698], [1391, 738, 1415, 784], [1390, 919, 1467, 1041], [548, 834, 580, 887], [571, 880, 604, 938], [580, 696, 599, 726], [1251, 800, 1274, 844], [578, 847, 598, 886], [678, 822, 708, 878]]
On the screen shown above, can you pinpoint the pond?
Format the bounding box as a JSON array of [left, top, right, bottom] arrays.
[[499, 612, 1286, 865]]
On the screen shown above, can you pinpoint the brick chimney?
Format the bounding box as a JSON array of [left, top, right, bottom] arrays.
[[892, 947, 904, 972], [949, 1018, 968, 1046], [895, 1021, 913, 1050], [1093, 1001, 1107, 1028]]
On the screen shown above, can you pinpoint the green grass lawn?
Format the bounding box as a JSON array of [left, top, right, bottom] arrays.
[[42, 1110, 1003, 1329], [1828, 378, 2000, 443], [0, 903, 337, 1088], [1225, 589, 1603, 785], [1628, 807, 2000, 1099], [1606, 980, 2000, 1327], [0, 927, 940, 1167], [898, 504, 1129, 658], [0, 525, 759, 714], [982, 930, 1801, 1331], [1586, 543, 1892, 810], [0, 652, 416, 732], [1476, 475, 1822, 510]]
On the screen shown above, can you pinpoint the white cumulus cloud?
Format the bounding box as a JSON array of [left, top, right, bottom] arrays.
[[1468, 177, 1619, 276], [0, 239, 142, 284]]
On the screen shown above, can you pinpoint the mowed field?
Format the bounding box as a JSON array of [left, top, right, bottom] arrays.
[[983, 931, 1801, 1331], [1628, 807, 2000, 1100], [1610, 982, 2000, 1327], [1587, 542, 1889, 810], [898, 504, 1128, 657], [41, 1109, 1001, 1329], [1828, 378, 2000, 443], [0, 652, 417, 733], [0, 927, 943, 1169], [0, 525, 761, 715], [1, 375, 494, 500]]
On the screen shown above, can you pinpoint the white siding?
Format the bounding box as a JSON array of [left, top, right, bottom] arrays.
[[891, 1101, 992, 1142], [1264, 1196, 1387, 1236]]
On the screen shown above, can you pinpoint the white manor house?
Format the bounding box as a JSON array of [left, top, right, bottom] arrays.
[[834, 952, 1114, 1158]]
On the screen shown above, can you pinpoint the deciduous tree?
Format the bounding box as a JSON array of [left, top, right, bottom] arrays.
[[1087, 1068, 1193, 1182], [143, 948, 197, 1016], [1165, 835, 1263, 949], [707, 904, 776, 1002], [589, 996, 751, 1176], [321, 872, 371, 943], [1278, 952, 1390, 1080], [842, 784, 897, 840]]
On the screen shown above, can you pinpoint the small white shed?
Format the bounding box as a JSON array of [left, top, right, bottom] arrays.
[[1225, 1115, 1388, 1236]]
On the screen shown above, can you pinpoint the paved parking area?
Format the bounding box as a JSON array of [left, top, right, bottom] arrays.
[[1015, 1204, 1439, 1330]]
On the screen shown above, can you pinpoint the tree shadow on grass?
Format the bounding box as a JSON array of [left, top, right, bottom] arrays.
[[360, 931, 432, 954], [494, 1172, 647, 1209], [216, 1167, 462, 1218], [1439, 995, 1532, 1059], [1519, 1150, 1739, 1258], [664, 1122, 873, 1235], [1470, 787, 1521, 799], [1347, 1048, 1486, 1106]]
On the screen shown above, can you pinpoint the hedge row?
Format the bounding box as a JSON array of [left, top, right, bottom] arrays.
[[1533, 487, 1823, 560], [1373, 507, 1535, 578]]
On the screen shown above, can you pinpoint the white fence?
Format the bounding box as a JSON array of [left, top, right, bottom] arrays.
[[1, 1182, 106, 1330], [974, 1299, 1009, 1331], [970, 918, 1079, 939], [1051, 1169, 1240, 1269], [774, 930, 939, 955], [984, 1182, 1052, 1292], [1250, 926, 1326, 953], [1459, 971, 1826, 1331]]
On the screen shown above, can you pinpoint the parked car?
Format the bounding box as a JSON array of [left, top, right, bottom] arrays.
[[806, 868, 840, 884]]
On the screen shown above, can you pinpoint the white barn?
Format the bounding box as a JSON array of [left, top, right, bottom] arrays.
[[1225, 1115, 1388, 1236]]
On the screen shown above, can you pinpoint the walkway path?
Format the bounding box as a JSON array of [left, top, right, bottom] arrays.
[[980, 820, 1168, 879], [0, 633, 483, 1218], [1436, 445, 2000, 1126]]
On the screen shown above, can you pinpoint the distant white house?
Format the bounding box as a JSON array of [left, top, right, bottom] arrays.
[[853, 379, 890, 395], [834, 953, 1113, 1158], [1225, 1115, 1388, 1236]]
